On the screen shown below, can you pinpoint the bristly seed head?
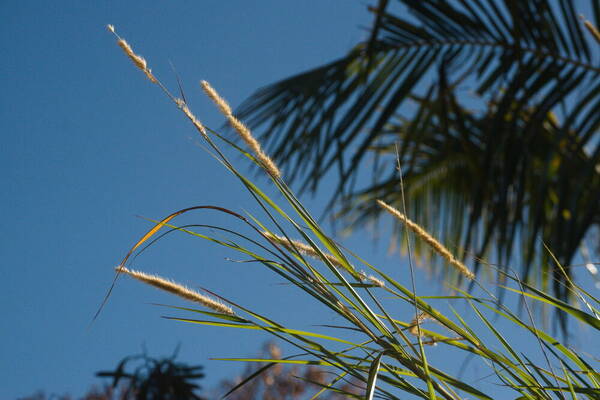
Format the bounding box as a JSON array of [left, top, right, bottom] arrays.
[[177, 99, 208, 139], [409, 312, 432, 337], [200, 80, 281, 179], [118, 39, 147, 69], [358, 270, 384, 287], [377, 200, 475, 280], [108, 25, 157, 83], [116, 266, 235, 316], [263, 231, 345, 270], [408, 312, 438, 346], [367, 275, 385, 288], [200, 80, 232, 116]]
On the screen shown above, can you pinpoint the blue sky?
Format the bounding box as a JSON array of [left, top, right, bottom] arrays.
[[0, 1, 371, 397], [1, 1, 598, 399]]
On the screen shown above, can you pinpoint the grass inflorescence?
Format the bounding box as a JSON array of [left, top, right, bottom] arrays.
[[116, 266, 235, 316]]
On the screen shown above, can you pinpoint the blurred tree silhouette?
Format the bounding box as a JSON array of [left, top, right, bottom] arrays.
[[20, 345, 357, 400], [94, 353, 206, 400], [19, 353, 206, 400], [237, 0, 600, 307]]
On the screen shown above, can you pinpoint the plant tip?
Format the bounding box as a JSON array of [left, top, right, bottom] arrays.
[[377, 199, 475, 280], [201, 81, 281, 178], [116, 266, 235, 316]]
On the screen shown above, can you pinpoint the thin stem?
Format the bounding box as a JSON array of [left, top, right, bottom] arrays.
[[395, 143, 443, 400]]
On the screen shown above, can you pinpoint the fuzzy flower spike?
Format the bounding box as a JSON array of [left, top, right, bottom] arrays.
[[377, 200, 475, 280], [200, 80, 281, 179], [107, 24, 157, 83], [116, 266, 236, 316]]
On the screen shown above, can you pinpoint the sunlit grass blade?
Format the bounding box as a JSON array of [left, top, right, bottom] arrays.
[[365, 351, 384, 400], [500, 286, 600, 330]]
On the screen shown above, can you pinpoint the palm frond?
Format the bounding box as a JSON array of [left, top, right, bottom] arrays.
[[236, 0, 600, 300]]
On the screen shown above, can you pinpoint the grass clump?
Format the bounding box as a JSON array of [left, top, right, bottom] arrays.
[[103, 25, 600, 400]]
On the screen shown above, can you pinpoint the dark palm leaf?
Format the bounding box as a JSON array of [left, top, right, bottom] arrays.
[[236, 0, 600, 302]]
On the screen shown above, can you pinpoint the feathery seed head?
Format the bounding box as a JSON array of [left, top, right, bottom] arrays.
[[377, 200, 475, 280], [358, 270, 384, 287], [200, 80, 281, 178], [408, 312, 439, 346], [366, 275, 385, 288], [263, 232, 345, 270], [117, 39, 146, 69], [409, 312, 432, 337], [179, 101, 208, 138], [116, 266, 235, 315], [200, 80, 233, 116], [109, 26, 156, 83], [408, 312, 463, 346]]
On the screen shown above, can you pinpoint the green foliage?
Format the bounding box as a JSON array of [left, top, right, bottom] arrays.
[[235, 0, 600, 301], [116, 123, 599, 397]]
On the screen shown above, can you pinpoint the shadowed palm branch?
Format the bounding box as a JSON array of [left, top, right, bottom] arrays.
[[236, 0, 600, 302]]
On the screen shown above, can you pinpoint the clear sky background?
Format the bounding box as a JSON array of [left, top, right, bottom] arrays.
[[1, 1, 598, 399]]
